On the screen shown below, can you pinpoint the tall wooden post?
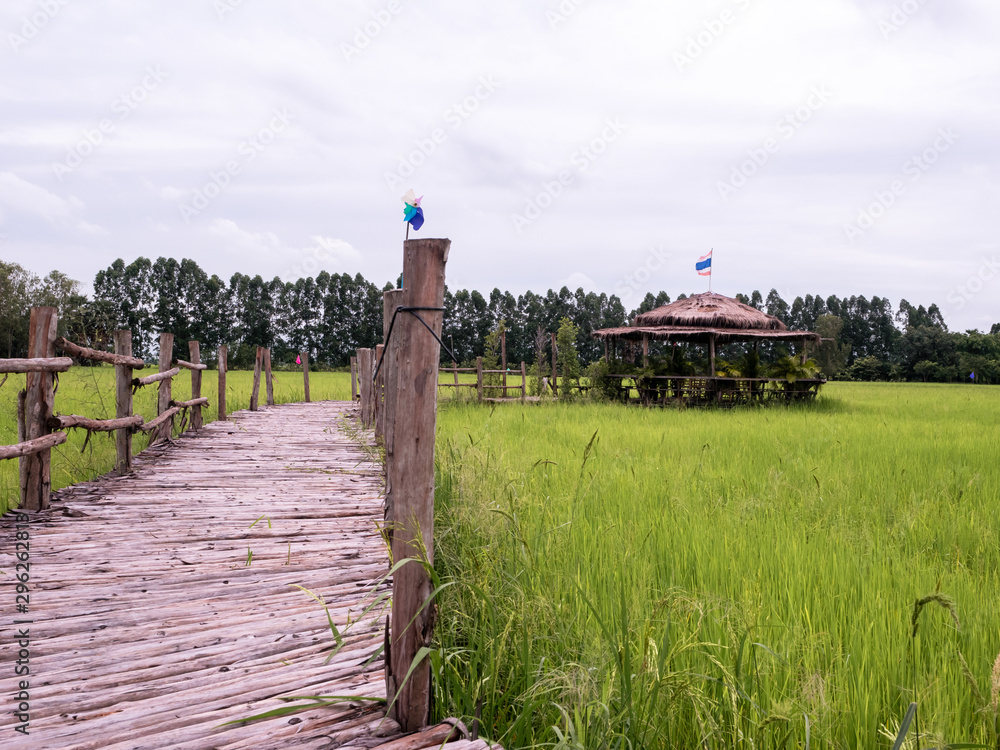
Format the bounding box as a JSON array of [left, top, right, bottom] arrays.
[[156, 333, 174, 443], [709, 335, 716, 376], [383, 289, 404, 497], [357, 348, 373, 428], [520, 361, 527, 402], [189, 340, 203, 431], [551, 332, 559, 397], [250, 346, 263, 411], [218, 345, 228, 421], [114, 330, 134, 474], [642, 333, 650, 367], [17, 389, 27, 496], [22, 307, 58, 510], [387, 238, 449, 732], [264, 348, 274, 406], [350, 356, 358, 402], [501, 328, 507, 398], [301, 351, 310, 402], [476, 357, 483, 402], [374, 343, 385, 441]]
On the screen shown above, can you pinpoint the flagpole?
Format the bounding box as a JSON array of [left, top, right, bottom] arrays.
[[709, 247, 713, 293]]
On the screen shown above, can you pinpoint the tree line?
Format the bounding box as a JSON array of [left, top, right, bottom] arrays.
[[2, 256, 998, 383]]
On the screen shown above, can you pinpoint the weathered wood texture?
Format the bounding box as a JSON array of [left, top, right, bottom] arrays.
[[189, 341, 203, 431], [387, 238, 449, 732], [0, 403, 400, 749], [382, 290, 404, 513], [351, 356, 359, 402], [47, 415, 143, 432], [374, 344, 385, 442], [138, 406, 183, 434], [264, 347, 274, 406], [250, 346, 263, 412], [114, 330, 134, 475], [218, 344, 228, 421], [133, 367, 180, 387], [358, 349, 373, 429], [55, 337, 145, 369], [174, 359, 208, 371], [0, 431, 67, 461], [0, 357, 73, 373], [23, 306, 58, 510], [302, 351, 311, 403], [156, 333, 175, 443]]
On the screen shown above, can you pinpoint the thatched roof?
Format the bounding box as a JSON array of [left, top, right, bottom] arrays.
[[592, 326, 820, 344], [634, 292, 786, 330]]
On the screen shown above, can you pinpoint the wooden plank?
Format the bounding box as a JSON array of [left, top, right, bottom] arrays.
[[56, 336, 146, 368], [264, 347, 274, 406], [133, 367, 181, 387], [189, 341, 203, 431], [114, 330, 134, 475], [23, 306, 58, 510], [174, 358, 208, 371], [0, 356, 73, 373], [218, 344, 228, 421], [250, 346, 263, 411], [47, 414, 143, 432], [388, 237, 448, 731], [0, 431, 67, 461]]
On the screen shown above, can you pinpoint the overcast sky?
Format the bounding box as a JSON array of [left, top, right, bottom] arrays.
[[1, 0, 998, 330]]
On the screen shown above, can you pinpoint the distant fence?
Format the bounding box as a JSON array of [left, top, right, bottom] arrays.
[[0, 306, 299, 512]]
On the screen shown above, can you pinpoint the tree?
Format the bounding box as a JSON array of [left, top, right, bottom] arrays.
[[0, 260, 37, 357], [556, 317, 580, 396]]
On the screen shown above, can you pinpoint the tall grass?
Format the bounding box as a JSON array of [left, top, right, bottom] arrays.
[[430, 383, 1000, 747], [0, 367, 352, 513]]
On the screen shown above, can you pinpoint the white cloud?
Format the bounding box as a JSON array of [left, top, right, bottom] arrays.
[[0, 172, 79, 223]]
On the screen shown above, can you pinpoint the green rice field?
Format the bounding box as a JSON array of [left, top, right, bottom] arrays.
[[431, 383, 1000, 748], [3, 373, 998, 747]]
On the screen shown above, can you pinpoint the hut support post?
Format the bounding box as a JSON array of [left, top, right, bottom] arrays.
[[264, 348, 274, 406], [189, 341, 203, 431], [22, 307, 57, 511], [604, 340, 609, 362], [250, 346, 263, 411], [114, 330, 134, 475], [709, 335, 716, 377], [387, 238, 449, 732], [301, 351, 311, 402], [642, 334, 649, 367], [218, 345, 228, 421], [156, 333, 174, 443], [551, 332, 558, 396]]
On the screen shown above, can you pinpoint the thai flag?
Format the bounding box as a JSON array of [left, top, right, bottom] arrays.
[[696, 250, 712, 276]]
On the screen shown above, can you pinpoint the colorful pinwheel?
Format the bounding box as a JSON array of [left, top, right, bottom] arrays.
[[401, 189, 424, 232]]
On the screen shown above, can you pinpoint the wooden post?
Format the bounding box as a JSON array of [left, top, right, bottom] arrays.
[[301, 351, 310, 403], [250, 346, 263, 411], [357, 348, 373, 428], [387, 237, 449, 732], [709, 335, 716, 377], [604, 339, 609, 362], [520, 361, 527, 401], [374, 344, 385, 441], [264, 348, 274, 406], [22, 308, 57, 510], [452, 361, 459, 388], [476, 356, 483, 402], [501, 328, 507, 398], [218, 345, 228, 421], [350, 356, 358, 401], [17, 389, 27, 502], [642, 334, 650, 367], [551, 332, 558, 397], [154, 333, 174, 443], [114, 330, 134, 474], [383, 289, 404, 499], [189, 341, 203, 431]]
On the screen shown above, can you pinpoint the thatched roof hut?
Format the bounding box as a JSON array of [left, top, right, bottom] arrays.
[[592, 292, 820, 372]]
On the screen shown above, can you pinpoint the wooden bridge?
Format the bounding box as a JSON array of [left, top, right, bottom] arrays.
[[0, 401, 496, 749]]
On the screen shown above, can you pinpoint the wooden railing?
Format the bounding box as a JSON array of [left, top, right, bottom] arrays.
[[607, 373, 826, 407], [0, 308, 231, 511]]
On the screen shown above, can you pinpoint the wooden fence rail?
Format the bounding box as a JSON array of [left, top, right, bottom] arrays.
[[435, 361, 528, 401]]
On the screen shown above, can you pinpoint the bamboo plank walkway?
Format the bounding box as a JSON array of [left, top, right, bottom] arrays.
[[0, 402, 497, 749]]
